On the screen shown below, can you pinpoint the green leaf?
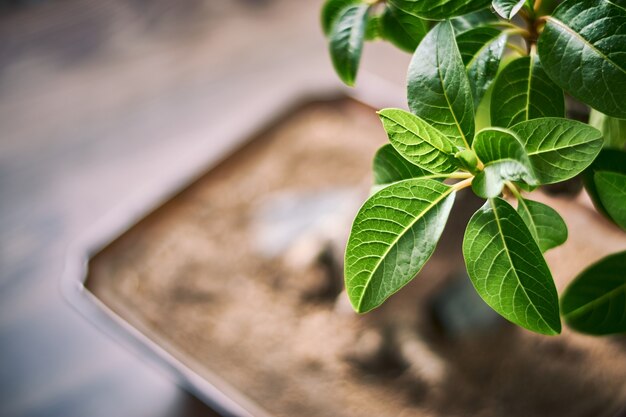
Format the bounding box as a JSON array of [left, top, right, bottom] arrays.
[[457, 26, 507, 108], [561, 251, 626, 335], [450, 9, 498, 34], [364, 14, 382, 41], [463, 198, 561, 335], [492, 0, 526, 19], [491, 55, 564, 128], [321, 0, 361, 36], [516, 198, 568, 252], [379, 4, 428, 52], [582, 149, 626, 218], [373, 144, 432, 185], [510, 118, 604, 184], [538, 0, 626, 118], [408, 21, 475, 149], [390, 0, 492, 19], [378, 108, 458, 174], [589, 110, 626, 150], [455, 149, 479, 173], [472, 128, 537, 198], [329, 4, 369, 86], [345, 179, 456, 313], [595, 171, 626, 231]]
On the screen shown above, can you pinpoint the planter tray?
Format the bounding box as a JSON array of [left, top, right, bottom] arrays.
[[64, 92, 626, 417]]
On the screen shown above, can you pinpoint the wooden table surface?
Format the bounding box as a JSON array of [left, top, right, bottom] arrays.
[[0, 1, 409, 416]]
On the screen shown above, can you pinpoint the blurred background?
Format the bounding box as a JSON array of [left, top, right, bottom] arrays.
[[0, 1, 411, 416]]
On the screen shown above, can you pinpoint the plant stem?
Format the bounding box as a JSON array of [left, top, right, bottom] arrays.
[[420, 172, 473, 181], [506, 42, 528, 56], [505, 181, 523, 200], [452, 177, 474, 191]]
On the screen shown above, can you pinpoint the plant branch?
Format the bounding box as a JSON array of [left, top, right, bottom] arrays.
[[452, 177, 473, 191]]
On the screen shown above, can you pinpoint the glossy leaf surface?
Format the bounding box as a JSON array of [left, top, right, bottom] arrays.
[[380, 5, 429, 52], [492, 0, 526, 19], [390, 0, 492, 19], [511, 118, 603, 184], [321, 0, 360, 35], [562, 251, 626, 335], [538, 0, 626, 118], [457, 26, 507, 108], [595, 171, 626, 231], [582, 149, 626, 218], [517, 198, 568, 252], [379, 108, 458, 174], [491, 55, 564, 128], [450, 9, 497, 33], [463, 198, 561, 335], [373, 144, 431, 185], [408, 21, 475, 149], [345, 179, 455, 313], [329, 4, 369, 86], [472, 128, 536, 198]]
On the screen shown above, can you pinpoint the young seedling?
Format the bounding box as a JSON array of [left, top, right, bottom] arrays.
[[322, 0, 626, 335]]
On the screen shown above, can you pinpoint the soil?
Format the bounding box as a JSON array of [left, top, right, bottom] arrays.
[[88, 98, 626, 417]]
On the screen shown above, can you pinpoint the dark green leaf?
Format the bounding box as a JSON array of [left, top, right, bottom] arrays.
[[463, 198, 561, 335], [511, 118, 603, 184], [582, 149, 626, 218], [457, 26, 507, 107], [450, 9, 498, 34], [493, 0, 526, 19], [491, 55, 564, 128], [329, 4, 369, 86], [321, 0, 360, 36], [561, 251, 626, 335], [472, 128, 537, 198], [589, 110, 626, 150], [345, 179, 456, 313], [378, 108, 458, 174], [379, 4, 428, 52], [390, 0, 492, 19], [408, 21, 475, 149], [517, 198, 568, 252], [538, 0, 626, 118], [595, 171, 626, 231], [373, 144, 432, 185]]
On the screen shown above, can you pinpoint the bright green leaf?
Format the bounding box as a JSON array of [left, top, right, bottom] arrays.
[[491, 55, 564, 128], [582, 149, 626, 218], [561, 251, 626, 335], [538, 0, 626, 118], [378, 108, 458, 174], [493, 0, 526, 19], [517, 198, 568, 252], [321, 0, 361, 36], [455, 149, 479, 173], [373, 144, 432, 185], [408, 21, 475, 149], [589, 110, 626, 150], [345, 179, 456, 313], [457, 26, 507, 108], [329, 4, 369, 86], [595, 171, 626, 231], [463, 198, 561, 335], [472, 128, 537, 198], [379, 4, 428, 52], [510, 118, 603, 184], [390, 0, 492, 19]]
